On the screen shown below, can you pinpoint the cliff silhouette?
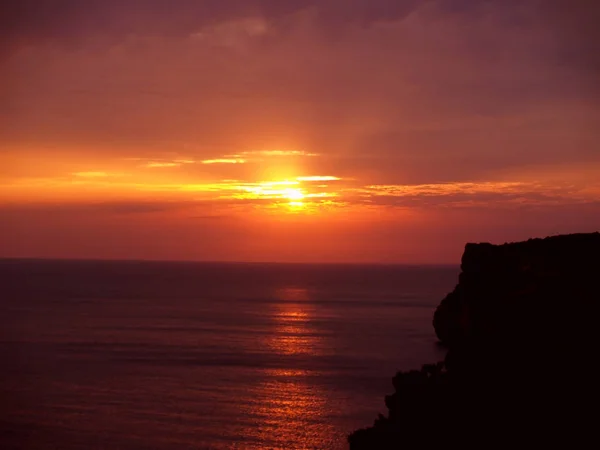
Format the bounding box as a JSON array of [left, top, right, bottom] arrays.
[[349, 232, 600, 448]]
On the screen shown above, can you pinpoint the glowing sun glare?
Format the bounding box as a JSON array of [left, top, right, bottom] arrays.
[[283, 188, 305, 201]]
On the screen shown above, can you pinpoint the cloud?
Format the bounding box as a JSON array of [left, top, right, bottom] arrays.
[[188, 214, 229, 220], [345, 180, 600, 209], [143, 159, 197, 168], [201, 158, 247, 164], [241, 150, 318, 157], [349, 119, 600, 184], [541, 0, 600, 77], [145, 162, 181, 168], [296, 176, 340, 181], [86, 201, 193, 214], [2, 1, 597, 96], [2, 1, 596, 41], [198, 151, 317, 165], [73, 171, 111, 178], [0, 0, 419, 49], [0, 200, 196, 215]]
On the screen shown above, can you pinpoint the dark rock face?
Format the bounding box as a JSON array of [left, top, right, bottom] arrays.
[[434, 233, 600, 350], [349, 233, 600, 449]]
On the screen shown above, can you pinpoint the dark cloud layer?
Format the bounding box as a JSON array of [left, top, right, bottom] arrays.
[[2, 0, 598, 95], [1, 0, 406, 45], [2, 1, 598, 45]]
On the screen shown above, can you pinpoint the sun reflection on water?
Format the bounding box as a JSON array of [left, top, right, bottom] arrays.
[[230, 286, 346, 448], [235, 286, 342, 448], [238, 371, 339, 449], [267, 288, 322, 356]]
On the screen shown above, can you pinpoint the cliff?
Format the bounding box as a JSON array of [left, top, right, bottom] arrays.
[[349, 233, 600, 449], [434, 232, 600, 348]]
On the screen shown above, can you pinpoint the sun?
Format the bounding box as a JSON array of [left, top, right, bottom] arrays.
[[283, 188, 305, 201]]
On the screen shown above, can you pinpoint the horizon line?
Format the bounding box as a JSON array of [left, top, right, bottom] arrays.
[[0, 256, 459, 267]]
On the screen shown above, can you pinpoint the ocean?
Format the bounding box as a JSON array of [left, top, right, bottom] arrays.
[[0, 260, 458, 449]]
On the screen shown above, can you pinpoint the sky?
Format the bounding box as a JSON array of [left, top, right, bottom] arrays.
[[1, 0, 599, 263]]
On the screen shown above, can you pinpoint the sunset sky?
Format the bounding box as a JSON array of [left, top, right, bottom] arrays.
[[1, 0, 599, 263]]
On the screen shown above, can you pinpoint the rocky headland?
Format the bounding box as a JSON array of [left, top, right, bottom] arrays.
[[349, 232, 600, 448]]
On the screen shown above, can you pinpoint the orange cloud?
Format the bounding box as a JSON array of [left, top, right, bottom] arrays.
[[72, 172, 112, 178], [242, 150, 319, 157], [144, 162, 182, 168], [296, 176, 340, 182], [201, 158, 247, 165]]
